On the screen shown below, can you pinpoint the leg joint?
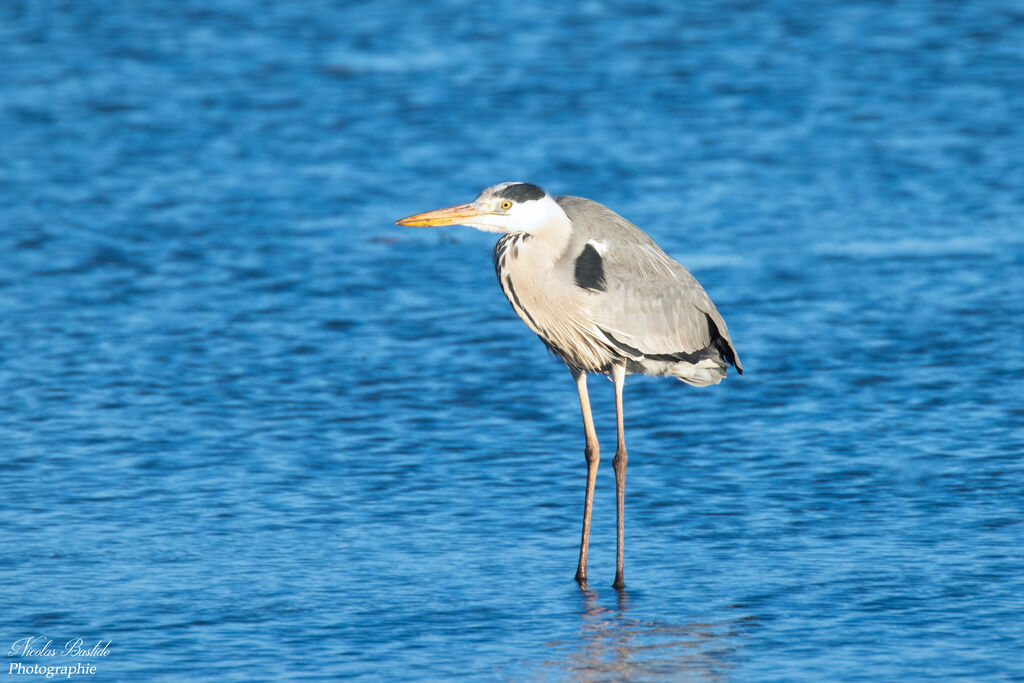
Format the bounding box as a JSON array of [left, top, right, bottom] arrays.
[[612, 449, 627, 469]]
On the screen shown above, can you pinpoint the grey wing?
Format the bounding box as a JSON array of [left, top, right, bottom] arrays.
[[555, 196, 743, 374], [597, 248, 743, 373]]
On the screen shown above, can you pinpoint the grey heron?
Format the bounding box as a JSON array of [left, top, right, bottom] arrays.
[[395, 182, 742, 590]]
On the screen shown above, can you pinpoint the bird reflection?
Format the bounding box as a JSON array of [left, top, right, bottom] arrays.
[[540, 589, 749, 681]]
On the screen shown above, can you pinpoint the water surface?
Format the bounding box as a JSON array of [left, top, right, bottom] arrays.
[[1, 1, 1022, 680]]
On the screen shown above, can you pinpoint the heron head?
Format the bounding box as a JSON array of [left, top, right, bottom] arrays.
[[395, 182, 563, 234]]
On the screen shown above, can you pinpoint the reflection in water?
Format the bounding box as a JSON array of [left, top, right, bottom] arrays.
[[540, 590, 753, 681]]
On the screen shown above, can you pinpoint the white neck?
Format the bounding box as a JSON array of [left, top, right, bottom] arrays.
[[504, 195, 572, 251]]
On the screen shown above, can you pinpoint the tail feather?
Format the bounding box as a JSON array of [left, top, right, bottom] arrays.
[[672, 357, 728, 387]]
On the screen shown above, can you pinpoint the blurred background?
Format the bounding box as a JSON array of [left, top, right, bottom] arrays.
[[1, 1, 1022, 680]]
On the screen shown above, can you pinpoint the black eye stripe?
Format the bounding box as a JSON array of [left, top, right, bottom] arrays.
[[497, 183, 545, 202]]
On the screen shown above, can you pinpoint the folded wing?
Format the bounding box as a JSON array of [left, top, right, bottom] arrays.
[[555, 196, 742, 379]]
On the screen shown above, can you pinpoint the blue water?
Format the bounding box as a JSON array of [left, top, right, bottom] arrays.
[[2, 1, 1023, 680]]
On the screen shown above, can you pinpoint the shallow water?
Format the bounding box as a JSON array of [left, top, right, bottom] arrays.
[[1, 1, 1023, 680]]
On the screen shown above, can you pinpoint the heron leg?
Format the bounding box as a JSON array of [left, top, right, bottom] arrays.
[[572, 367, 600, 587], [611, 363, 628, 591]]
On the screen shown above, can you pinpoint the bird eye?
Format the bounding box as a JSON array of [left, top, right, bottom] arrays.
[[500, 201, 512, 210]]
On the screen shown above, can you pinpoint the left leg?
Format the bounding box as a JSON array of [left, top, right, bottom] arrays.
[[611, 363, 628, 590]]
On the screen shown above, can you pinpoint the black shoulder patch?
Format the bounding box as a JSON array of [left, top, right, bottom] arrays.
[[574, 243, 607, 292], [497, 183, 545, 203]]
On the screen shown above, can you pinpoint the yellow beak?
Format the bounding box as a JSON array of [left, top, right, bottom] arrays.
[[394, 203, 490, 227]]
